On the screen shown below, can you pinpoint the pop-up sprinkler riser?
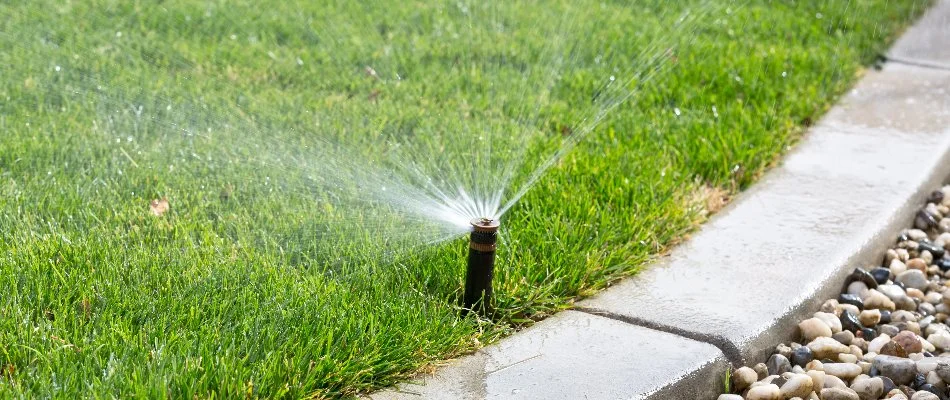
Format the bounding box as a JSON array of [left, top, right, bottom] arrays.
[[463, 217, 499, 316]]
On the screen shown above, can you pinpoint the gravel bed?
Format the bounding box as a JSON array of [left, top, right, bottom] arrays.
[[723, 186, 950, 400]]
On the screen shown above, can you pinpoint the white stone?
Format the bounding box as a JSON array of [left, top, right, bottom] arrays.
[[780, 374, 813, 399], [929, 332, 950, 351], [746, 383, 782, 400], [815, 312, 843, 333], [809, 337, 851, 359], [732, 366, 757, 391], [800, 318, 833, 341], [822, 363, 863, 380], [849, 376, 883, 400], [859, 309, 882, 326]]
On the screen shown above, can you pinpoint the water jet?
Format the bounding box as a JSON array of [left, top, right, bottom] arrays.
[[463, 217, 500, 316]]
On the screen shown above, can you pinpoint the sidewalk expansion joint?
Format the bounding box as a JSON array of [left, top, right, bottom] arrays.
[[574, 306, 744, 368], [883, 54, 950, 72]]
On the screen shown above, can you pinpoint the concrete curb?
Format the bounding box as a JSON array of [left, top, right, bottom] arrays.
[[368, 3, 950, 399]]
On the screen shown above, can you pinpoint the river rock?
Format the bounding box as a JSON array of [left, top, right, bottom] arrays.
[[926, 292, 944, 305], [928, 332, 950, 350], [819, 387, 860, 400], [732, 366, 757, 391], [780, 374, 814, 398], [823, 363, 863, 380], [911, 391, 940, 400], [893, 311, 918, 323], [926, 370, 943, 386], [842, 311, 865, 333], [895, 331, 924, 354], [938, 258, 950, 273], [767, 354, 792, 376], [810, 337, 852, 359], [808, 370, 826, 391], [840, 293, 866, 310], [850, 376, 884, 400], [746, 383, 781, 400], [861, 310, 883, 327], [881, 376, 897, 394], [816, 312, 844, 334], [849, 268, 880, 289], [922, 302, 937, 316], [879, 284, 907, 300], [872, 268, 892, 285], [754, 363, 769, 379], [919, 242, 945, 259], [908, 258, 929, 273], [881, 340, 909, 358], [824, 374, 847, 389], [935, 362, 950, 384], [791, 346, 815, 368], [840, 353, 859, 364], [823, 299, 841, 314], [834, 330, 856, 346], [880, 324, 902, 338], [918, 357, 950, 376], [717, 395, 742, 400], [908, 288, 927, 302], [873, 355, 918, 385], [865, 289, 898, 311], [897, 270, 929, 291], [892, 259, 909, 276], [870, 334, 894, 354], [802, 318, 834, 341], [849, 281, 870, 296]]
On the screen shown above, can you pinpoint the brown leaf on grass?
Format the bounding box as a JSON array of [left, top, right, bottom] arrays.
[[150, 198, 169, 216]]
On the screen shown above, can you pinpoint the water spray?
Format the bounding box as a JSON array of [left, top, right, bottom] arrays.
[[463, 217, 500, 316]]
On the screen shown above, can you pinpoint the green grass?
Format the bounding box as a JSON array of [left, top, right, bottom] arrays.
[[0, 0, 930, 398]]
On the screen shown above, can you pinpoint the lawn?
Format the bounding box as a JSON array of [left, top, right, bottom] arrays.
[[0, 0, 930, 398]]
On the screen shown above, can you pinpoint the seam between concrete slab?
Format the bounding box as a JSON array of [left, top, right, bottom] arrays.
[[574, 305, 744, 368], [884, 54, 950, 71]]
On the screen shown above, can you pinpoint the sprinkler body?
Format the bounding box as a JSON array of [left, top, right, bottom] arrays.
[[463, 217, 499, 316]]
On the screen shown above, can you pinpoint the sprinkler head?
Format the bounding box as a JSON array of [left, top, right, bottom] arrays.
[[463, 217, 500, 316]]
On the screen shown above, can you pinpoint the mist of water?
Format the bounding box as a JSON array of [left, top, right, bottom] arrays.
[[0, 0, 724, 266]]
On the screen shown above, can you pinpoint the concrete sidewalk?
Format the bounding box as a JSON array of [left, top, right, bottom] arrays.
[[369, 2, 950, 399]]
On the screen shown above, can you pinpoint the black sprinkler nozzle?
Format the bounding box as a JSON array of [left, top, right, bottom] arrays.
[[463, 217, 499, 316]]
